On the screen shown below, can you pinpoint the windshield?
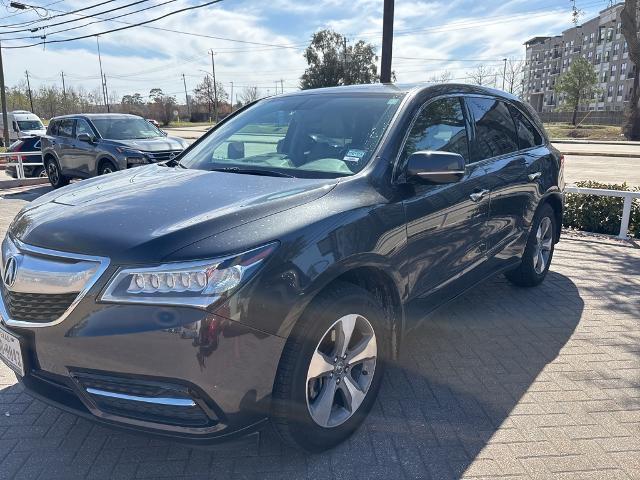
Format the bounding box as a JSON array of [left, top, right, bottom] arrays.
[[91, 117, 163, 140], [179, 93, 404, 178], [16, 120, 44, 131]]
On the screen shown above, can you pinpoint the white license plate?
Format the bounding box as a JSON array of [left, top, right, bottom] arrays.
[[0, 326, 24, 377]]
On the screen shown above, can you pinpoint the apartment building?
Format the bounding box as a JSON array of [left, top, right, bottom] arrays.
[[523, 3, 638, 113]]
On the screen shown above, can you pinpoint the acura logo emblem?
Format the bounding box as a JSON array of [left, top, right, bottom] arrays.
[[3, 256, 18, 288]]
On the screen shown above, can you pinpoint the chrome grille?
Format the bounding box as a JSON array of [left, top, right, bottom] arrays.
[[144, 150, 182, 163], [0, 236, 110, 328], [1, 287, 77, 323]]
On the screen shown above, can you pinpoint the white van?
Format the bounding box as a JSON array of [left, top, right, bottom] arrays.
[[0, 110, 46, 144]]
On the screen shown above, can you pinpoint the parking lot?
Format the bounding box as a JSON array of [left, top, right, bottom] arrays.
[[0, 189, 639, 479]]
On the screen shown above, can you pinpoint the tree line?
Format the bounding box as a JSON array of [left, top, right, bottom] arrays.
[[4, 75, 264, 125]]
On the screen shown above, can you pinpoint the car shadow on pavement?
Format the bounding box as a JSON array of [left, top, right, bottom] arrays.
[[0, 271, 583, 479]]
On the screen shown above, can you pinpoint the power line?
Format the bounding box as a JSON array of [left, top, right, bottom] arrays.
[[0, 0, 117, 28], [4, 0, 178, 40], [0, 0, 64, 23], [1, 0, 226, 49], [0, 0, 152, 34]]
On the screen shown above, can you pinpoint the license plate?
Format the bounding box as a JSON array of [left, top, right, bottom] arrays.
[[0, 326, 24, 377]]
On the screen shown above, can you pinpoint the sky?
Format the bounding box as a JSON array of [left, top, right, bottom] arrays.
[[0, 0, 613, 103]]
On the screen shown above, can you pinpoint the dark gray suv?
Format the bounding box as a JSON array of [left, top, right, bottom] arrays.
[[40, 114, 188, 188]]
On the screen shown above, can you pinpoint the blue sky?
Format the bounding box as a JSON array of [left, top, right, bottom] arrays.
[[0, 0, 612, 102]]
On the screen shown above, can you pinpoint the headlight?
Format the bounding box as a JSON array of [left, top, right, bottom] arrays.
[[100, 243, 277, 308]]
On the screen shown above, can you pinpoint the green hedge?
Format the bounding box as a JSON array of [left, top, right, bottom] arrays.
[[563, 181, 640, 238]]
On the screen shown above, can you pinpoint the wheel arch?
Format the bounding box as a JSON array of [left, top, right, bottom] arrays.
[[302, 264, 405, 360], [538, 191, 563, 243], [96, 155, 118, 174]]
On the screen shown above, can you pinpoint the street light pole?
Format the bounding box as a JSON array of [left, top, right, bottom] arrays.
[[209, 50, 218, 123], [380, 0, 395, 83]]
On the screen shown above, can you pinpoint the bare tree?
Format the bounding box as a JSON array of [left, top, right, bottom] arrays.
[[501, 58, 525, 95], [239, 86, 259, 105], [428, 70, 452, 83], [468, 64, 495, 86]]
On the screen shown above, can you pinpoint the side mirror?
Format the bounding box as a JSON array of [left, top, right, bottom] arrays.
[[227, 141, 245, 159], [406, 151, 466, 184], [77, 133, 95, 143]]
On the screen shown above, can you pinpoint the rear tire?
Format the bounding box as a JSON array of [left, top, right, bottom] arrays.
[[45, 157, 70, 189], [271, 282, 388, 452], [505, 203, 556, 287]]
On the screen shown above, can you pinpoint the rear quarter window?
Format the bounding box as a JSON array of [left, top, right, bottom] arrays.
[[48, 121, 58, 136], [508, 105, 543, 149]]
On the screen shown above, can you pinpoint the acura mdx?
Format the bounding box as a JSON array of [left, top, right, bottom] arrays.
[[0, 84, 563, 452]]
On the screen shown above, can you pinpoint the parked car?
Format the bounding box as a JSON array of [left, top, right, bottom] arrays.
[[0, 84, 563, 452], [40, 113, 189, 188], [4, 136, 45, 178], [0, 110, 46, 144]]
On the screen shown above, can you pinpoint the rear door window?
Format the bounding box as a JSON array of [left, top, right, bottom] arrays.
[[508, 105, 543, 149], [466, 97, 519, 162], [47, 121, 58, 136]]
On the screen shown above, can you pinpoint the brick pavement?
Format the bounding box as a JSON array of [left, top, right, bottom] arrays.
[[0, 190, 639, 479]]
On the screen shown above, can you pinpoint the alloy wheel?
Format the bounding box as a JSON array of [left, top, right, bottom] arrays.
[[306, 314, 377, 428], [47, 162, 59, 184], [38, 168, 48, 178], [533, 216, 553, 274]]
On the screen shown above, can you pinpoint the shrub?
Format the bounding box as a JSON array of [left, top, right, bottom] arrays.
[[563, 181, 640, 238]]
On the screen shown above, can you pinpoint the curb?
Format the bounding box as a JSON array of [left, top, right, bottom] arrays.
[[551, 139, 640, 146], [559, 151, 640, 158], [0, 178, 49, 189]]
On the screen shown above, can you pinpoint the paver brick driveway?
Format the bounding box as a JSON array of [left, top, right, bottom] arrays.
[[1, 188, 639, 479]]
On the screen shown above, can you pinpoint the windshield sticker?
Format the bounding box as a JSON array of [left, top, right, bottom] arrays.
[[387, 98, 400, 105], [344, 149, 365, 160]]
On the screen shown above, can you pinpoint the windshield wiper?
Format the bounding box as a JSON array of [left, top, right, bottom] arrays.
[[208, 167, 294, 178]]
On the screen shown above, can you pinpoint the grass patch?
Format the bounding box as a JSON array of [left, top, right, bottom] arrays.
[[545, 123, 624, 141]]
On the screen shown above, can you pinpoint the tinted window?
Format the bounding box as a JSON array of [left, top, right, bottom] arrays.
[[402, 97, 469, 163], [48, 120, 58, 136], [467, 97, 519, 162], [57, 119, 74, 138], [508, 105, 543, 149], [75, 118, 94, 138]]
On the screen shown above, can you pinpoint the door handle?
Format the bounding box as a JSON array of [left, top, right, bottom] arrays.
[[469, 189, 490, 202], [528, 171, 542, 181]]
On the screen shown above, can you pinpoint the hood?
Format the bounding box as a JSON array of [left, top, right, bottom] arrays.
[[10, 164, 337, 263], [102, 136, 187, 152]]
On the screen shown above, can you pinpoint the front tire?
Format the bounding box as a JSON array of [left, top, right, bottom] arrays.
[[272, 282, 388, 452], [505, 203, 556, 287], [45, 158, 70, 189], [98, 160, 117, 175]]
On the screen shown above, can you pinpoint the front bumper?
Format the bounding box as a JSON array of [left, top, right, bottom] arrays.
[[3, 304, 285, 443], [0, 239, 286, 443]]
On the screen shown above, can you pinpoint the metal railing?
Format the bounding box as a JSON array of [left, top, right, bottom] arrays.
[[564, 186, 639, 239], [0, 152, 44, 180]]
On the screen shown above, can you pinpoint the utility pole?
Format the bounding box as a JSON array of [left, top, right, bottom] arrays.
[[380, 0, 395, 83], [275, 80, 279, 95], [61, 71, 66, 114], [182, 73, 190, 117], [502, 58, 507, 91], [343, 37, 348, 84], [209, 50, 218, 123], [230, 81, 233, 112], [103, 73, 110, 113], [280, 79, 284, 94], [25, 71, 34, 112], [0, 42, 10, 147], [96, 36, 108, 111]]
